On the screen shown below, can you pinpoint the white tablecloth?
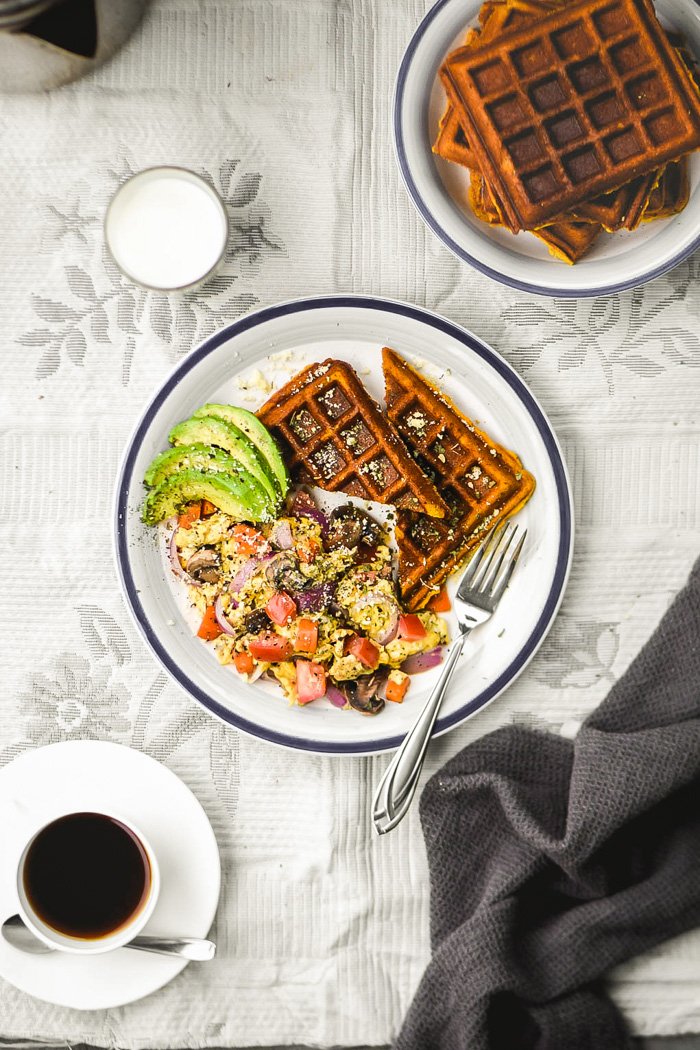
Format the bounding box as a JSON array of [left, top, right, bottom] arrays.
[[2, 0, 700, 1045]]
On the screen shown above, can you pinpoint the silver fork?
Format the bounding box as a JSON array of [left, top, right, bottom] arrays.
[[372, 521, 526, 835]]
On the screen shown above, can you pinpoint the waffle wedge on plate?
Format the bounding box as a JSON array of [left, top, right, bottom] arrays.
[[382, 348, 535, 610], [257, 358, 448, 517]]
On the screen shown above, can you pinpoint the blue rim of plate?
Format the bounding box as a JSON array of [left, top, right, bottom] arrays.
[[393, 0, 700, 299], [115, 295, 573, 755]]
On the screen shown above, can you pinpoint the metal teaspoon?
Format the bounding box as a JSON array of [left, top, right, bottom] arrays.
[[1, 914, 215, 960]]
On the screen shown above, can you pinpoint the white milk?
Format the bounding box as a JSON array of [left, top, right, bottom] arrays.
[[105, 167, 228, 290]]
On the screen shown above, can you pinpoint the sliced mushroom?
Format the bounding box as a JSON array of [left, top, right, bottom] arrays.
[[265, 551, 306, 592], [244, 609, 272, 635], [185, 547, 220, 584], [326, 504, 384, 551], [345, 671, 387, 715]]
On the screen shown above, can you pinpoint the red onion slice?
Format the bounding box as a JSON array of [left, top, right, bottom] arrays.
[[167, 520, 201, 587], [295, 582, 337, 613], [401, 647, 444, 675], [353, 593, 400, 645], [269, 520, 294, 550], [229, 558, 259, 593], [290, 491, 329, 534], [325, 684, 348, 709], [376, 614, 400, 646], [214, 595, 237, 636]]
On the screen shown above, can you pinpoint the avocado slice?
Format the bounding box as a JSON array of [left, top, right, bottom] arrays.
[[142, 468, 271, 526], [194, 404, 289, 499], [169, 416, 278, 507], [144, 443, 245, 489]]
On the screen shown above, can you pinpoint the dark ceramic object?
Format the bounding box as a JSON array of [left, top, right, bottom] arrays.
[[0, 0, 147, 92]]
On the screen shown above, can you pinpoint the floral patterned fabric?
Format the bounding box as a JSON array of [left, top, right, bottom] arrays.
[[1, 0, 699, 1045]]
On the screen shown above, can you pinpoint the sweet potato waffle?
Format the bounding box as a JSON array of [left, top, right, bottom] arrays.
[[433, 0, 540, 169], [470, 170, 603, 261], [433, 0, 700, 260], [533, 217, 605, 263], [642, 157, 690, 221], [571, 170, 660, 230], [434, 0, 655, 248], [438, 0, 663, 234], [442, 0, 700, 232], [434, 105, 477, 168], [382, 348, 535, 610], [257, 359, 448, 518]]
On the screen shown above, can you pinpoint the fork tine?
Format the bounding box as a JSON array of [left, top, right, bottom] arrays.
[[489, 527, 527, 604], [479, 522, 517, 595], [458, 523, 501, 590], [472, 521, 512, 593]]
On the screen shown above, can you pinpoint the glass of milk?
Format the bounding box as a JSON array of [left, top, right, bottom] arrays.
[[104, 167, 229, 292]]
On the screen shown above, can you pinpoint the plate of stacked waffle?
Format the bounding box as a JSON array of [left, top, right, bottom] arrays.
[[394, 0, 700, 295], [115, 297, 572, 754]]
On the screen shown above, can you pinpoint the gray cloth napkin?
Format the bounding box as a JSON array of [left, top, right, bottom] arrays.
[[396, 557, 700, 1050]]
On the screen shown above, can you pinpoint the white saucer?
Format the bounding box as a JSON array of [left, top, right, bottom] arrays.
[[0, 741, 220, 1010]]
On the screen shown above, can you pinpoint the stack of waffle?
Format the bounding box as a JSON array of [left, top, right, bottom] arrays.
[[258, 353, 535, 610], [434, 0, 700, 263]]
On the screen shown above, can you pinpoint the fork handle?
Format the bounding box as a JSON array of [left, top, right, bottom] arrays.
[[373, 630, 469, 834]]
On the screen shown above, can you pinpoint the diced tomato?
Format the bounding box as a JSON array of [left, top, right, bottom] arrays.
[[386, 673, 410, 704], [428, 587, 451, 613], [230, 524, 269, 557], [397, 614, 427, 641], [296, 660, 326, 704], [266, 592, 297, 626], [297, 537, 320, 564], [295, 617, 319, 654], [201, 500, 217, 517], [346, 635, 380, 669], [233, 650, 255, 675], [178, 502, 202, 529], [249, 633, 292, 662], [197, 605, 223, 641]]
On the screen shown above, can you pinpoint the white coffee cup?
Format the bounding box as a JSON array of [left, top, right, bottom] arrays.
[[16, 810, 160, 955]]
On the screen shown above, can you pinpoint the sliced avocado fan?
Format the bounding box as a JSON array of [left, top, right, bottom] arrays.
[[194, 403, 289, 499], [169, 416, 279, 508], [144, 443, 246, 489], [142, 468, 271, 526]]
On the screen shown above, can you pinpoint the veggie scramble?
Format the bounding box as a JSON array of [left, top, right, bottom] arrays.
[[169, 491, 449, 714]]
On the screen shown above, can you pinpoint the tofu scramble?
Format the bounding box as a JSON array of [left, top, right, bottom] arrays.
[[171, 491, 449, 713]]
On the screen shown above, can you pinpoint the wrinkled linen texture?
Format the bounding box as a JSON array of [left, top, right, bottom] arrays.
[[1, 0, 700, 1046], [397, 557, 700, 1050]]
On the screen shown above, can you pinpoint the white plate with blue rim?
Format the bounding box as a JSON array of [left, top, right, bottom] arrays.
[[393, 0, 700, 297], [115, 296, 573, 756], [0, 740, 220, 1009]]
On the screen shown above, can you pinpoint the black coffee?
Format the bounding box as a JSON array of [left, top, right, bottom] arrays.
[[23, 812, 151, 939]]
